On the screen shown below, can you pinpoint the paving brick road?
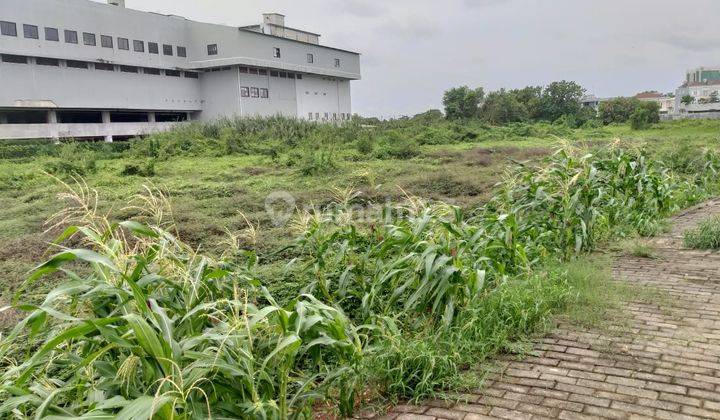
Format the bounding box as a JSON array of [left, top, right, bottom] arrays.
[[376, 199, 720, 420]]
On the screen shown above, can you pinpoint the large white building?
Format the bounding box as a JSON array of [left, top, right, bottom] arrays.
[[0, 0, 361, 141]]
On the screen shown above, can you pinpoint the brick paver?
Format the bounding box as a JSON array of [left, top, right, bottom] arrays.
[[374, 199, 720, 419]]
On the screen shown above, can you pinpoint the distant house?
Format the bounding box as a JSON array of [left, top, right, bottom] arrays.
[[634, 91, 675, 114], [674, 67, 720, 114]]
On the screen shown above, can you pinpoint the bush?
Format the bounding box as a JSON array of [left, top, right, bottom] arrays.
[[684, 215, 720, 249], [120, 159, 156, 177], [374, 131, 420, 159]]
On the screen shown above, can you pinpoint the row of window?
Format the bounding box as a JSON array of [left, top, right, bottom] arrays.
[[305, 53, 341, 68], [240, 86, 269, 99], [0, 20, 187, 57], [308, 112, 350, 121], [0, 54, 198, 78], [1, 20, 344, 68]]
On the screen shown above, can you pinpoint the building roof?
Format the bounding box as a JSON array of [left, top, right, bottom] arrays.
[[634, 91, 664, 99]]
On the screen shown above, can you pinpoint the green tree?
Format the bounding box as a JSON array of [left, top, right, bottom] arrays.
[[598, 97, 640, 124], [509, 86, 543, 119], [630, 101, 660, 130], [681, 94, 695, 105], [537, 81, 586, 121], [442, 86, 484, 119], [479, 89, 529, 124]]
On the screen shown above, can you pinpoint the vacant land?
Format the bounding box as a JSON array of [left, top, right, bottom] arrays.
[[1, 119, 717, 305], [1, 117, 719, 418]]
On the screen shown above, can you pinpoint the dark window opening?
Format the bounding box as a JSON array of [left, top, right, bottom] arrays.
[[148, 42, 159, 54], [133, 40, 144, 52], [288, 73, 295, 79], [1, 54, 27, 64], [249, 68, 258, 75], [184, 71, 199, 79], [143, 67, 160, 75], [260, 88, 269, 98], [155, 113, 187, 122], [36, 57, 60, 66], [250, 87, 259, 98], [94, 62, 114, 71], [64, 30, 78, 44], [163, 44, 173, 56], [45, 27, 59, 41], [307, 53, 313, 63], [110, 112, 148, 123], [101, 35, 113, 48], [177, 46, 186, 57], [270, 70, 278, 77], [66, 60, 88, 69], [334, 58, 340, 68], [259, 69, 267, 76], [57, 111, 103, 124], [83, 32, 96, 46], [165, 69, 181, 77], [239, 67, 248, 73], [207, 44, 218, 55], [23, 24, 39, 39], [0, 21, 17, 37], [3, 110, 46, 124], [279, 72, 287, 78], [296, 74, 302, 79], [120, 65, 138, 73], [118, 37, 129, 50], [273, 47, 280, 58], [240, 87, 249, 97]]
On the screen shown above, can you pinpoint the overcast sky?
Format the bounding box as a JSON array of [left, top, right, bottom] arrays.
[[118, 0, 720, 118]]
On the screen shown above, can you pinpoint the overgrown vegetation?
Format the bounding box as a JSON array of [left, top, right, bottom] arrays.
[[2, 116, 719, 417], [684, 215, 720, 249]]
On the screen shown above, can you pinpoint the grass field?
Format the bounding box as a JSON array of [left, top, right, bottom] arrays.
[[0, 117, 719, 417]]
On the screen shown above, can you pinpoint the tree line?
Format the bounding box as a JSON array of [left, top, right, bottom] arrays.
[[442, 81, 660, 129]]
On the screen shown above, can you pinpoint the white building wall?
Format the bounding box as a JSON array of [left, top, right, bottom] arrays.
[[296, 75, 351, 121]]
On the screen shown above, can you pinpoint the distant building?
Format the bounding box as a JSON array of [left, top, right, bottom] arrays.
[[0, 0, 361, 141], [674, 67, 720, 115], [634, 91, 674, 114]]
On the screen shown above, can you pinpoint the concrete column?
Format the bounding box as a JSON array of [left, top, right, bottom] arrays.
[[47, 110, 59, 142], [101, 111, 113, 142], [148, 112, 156, 123]]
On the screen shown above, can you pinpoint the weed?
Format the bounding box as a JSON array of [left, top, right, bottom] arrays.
[[684, 215, 720, 249]]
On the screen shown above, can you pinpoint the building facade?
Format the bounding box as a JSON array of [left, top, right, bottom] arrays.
[[634, 91, 674, 114], [672, 67, 720, 116], [0, 0, 361, 141]]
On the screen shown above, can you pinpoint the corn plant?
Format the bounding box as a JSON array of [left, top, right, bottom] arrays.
[[0, 182, 363, 419]]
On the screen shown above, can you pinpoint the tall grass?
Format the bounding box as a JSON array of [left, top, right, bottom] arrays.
[[2, 141, 720, 417]]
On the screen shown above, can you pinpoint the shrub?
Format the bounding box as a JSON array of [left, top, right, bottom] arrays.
[[374, 131, 420, 159], [120, 159, 156, 177], [684, 215, 720, 249]]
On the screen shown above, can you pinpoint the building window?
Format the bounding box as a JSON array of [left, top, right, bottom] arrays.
[[289, 73, 296, 79], [334, 58, 340, 68], [279, 72, 287, 78], [101, 35, 113, 48], [207, 44, 218, 55], [66, 60, 88, 69], [250, 87, 259, 98], [133, 40, 144, 52], [240, 87, 250, 97], [324, 112, 329, 120], [273, 47, 281, 58], [296, 74, 302, 80], [94, 62, 114, 71], [260, 88, 269, 98], [307, 53, 313, 63], [120, 65, 138, 73], [44, 27, 59, 41], [239, 67, 248, 73], [23, 24, 39, 39], [83, 32, 96, 46], [308, 112, 313, 120], [315, 112, 319, 120], [143, 67, 160, 75], [177, 46, 187, 57], [118, 37, 129, 50], [1, 54, 27, 64], [184, 71, 199, 79], [36, 57, 59, 66], [269, 70, 278, 77], [0, 21, 17, 37], [259, 69, 267, 76], [64, 30, 78, 44], [165, 70, 181, 77], [148, 42, 158, 54], [163, 44, 173, 56]]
